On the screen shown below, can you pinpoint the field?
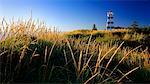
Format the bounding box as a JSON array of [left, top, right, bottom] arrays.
[[0, 18, 150, 83]]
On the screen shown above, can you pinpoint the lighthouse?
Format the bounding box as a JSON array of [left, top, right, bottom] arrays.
[[106, 10, 114, 30]]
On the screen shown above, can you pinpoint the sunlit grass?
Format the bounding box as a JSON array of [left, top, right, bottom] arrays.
[[0, 18, 149, 83]]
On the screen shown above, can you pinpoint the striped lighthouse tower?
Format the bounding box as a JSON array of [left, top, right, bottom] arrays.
[[106, 10, 114, 30]]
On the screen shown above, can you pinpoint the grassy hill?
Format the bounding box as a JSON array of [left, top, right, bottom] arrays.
[[0, 19, 150, 83]]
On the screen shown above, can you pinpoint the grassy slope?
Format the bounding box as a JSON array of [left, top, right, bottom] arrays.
[[0, 19, 150, 83]]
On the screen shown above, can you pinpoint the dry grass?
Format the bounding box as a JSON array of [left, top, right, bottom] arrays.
[[65, 29, 129, 36], [0, 18, 149, 83]]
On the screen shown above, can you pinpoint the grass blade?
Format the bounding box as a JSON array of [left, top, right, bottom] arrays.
[[117, 67, 139, 83], [84, 72, 99, 84]]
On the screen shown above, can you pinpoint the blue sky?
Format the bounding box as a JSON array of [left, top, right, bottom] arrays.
[[0, 0, 150, 31]]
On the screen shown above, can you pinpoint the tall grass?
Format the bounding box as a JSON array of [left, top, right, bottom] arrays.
[[0, 18, 149, 83]]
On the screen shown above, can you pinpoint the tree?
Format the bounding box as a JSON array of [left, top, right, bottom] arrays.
[[131, 21, 138, 29], [92, 24, 97, 30]]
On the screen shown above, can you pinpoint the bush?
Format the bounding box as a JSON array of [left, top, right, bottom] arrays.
[[130, 68, 150, 83]]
